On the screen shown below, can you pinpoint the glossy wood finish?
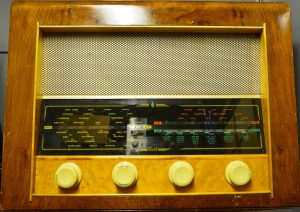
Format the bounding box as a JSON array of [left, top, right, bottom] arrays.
[[34, 155, 270, 196], [1, 1, 299, 210]]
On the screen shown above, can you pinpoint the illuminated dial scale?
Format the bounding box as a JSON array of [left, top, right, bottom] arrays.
[[38, 99, 263, 190], [39, 99, 264, 155]]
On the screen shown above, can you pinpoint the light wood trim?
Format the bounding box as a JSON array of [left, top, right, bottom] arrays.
[[29, 22, 40, 201], [39, 25, 264, 33], [260, 23, 273, 197], [32, 190, 271, 197], [29, 23, 44, 201], [36, 154, 268, 160], [40, 95, 262, 99], [34, 155, 271, 196]]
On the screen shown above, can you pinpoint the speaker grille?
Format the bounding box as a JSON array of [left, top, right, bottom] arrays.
[[41, 32, 261, 96]]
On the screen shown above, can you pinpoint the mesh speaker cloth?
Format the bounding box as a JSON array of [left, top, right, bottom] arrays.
[[41, 32, 260, 96]]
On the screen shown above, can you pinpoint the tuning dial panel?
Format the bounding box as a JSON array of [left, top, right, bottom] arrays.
[[112, 162, 138, 188], [55, 162, 82, 189], [169, 161, 194, 187], [225, 160, 252, 186]]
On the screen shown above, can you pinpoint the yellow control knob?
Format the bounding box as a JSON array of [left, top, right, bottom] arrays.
[[225, 160, 251, 186], [168, 161, 194, 187], [55, 162, 82, 189], [112, 162, 138, 188]]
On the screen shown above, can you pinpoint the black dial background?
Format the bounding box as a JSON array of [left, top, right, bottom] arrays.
[[38, 99, 265, 155]]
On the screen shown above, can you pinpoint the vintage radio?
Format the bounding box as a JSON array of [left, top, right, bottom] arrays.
[[1, 0, 299, 210]]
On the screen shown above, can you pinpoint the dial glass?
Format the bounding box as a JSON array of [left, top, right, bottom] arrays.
[[38, 99, 265, 155]]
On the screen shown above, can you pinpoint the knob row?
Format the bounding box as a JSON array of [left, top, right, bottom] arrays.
[[55, 160, 251, 189]]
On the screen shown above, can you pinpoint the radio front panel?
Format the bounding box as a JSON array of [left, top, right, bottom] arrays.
[[3, 1, 299, 210], [31, 25, 272, 197]]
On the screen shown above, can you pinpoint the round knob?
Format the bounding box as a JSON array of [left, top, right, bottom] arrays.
[[225, 160, 251, 186], [55, 162, 82, 189], [112, 162, 138, 188], [168, 161, 194, 187]]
